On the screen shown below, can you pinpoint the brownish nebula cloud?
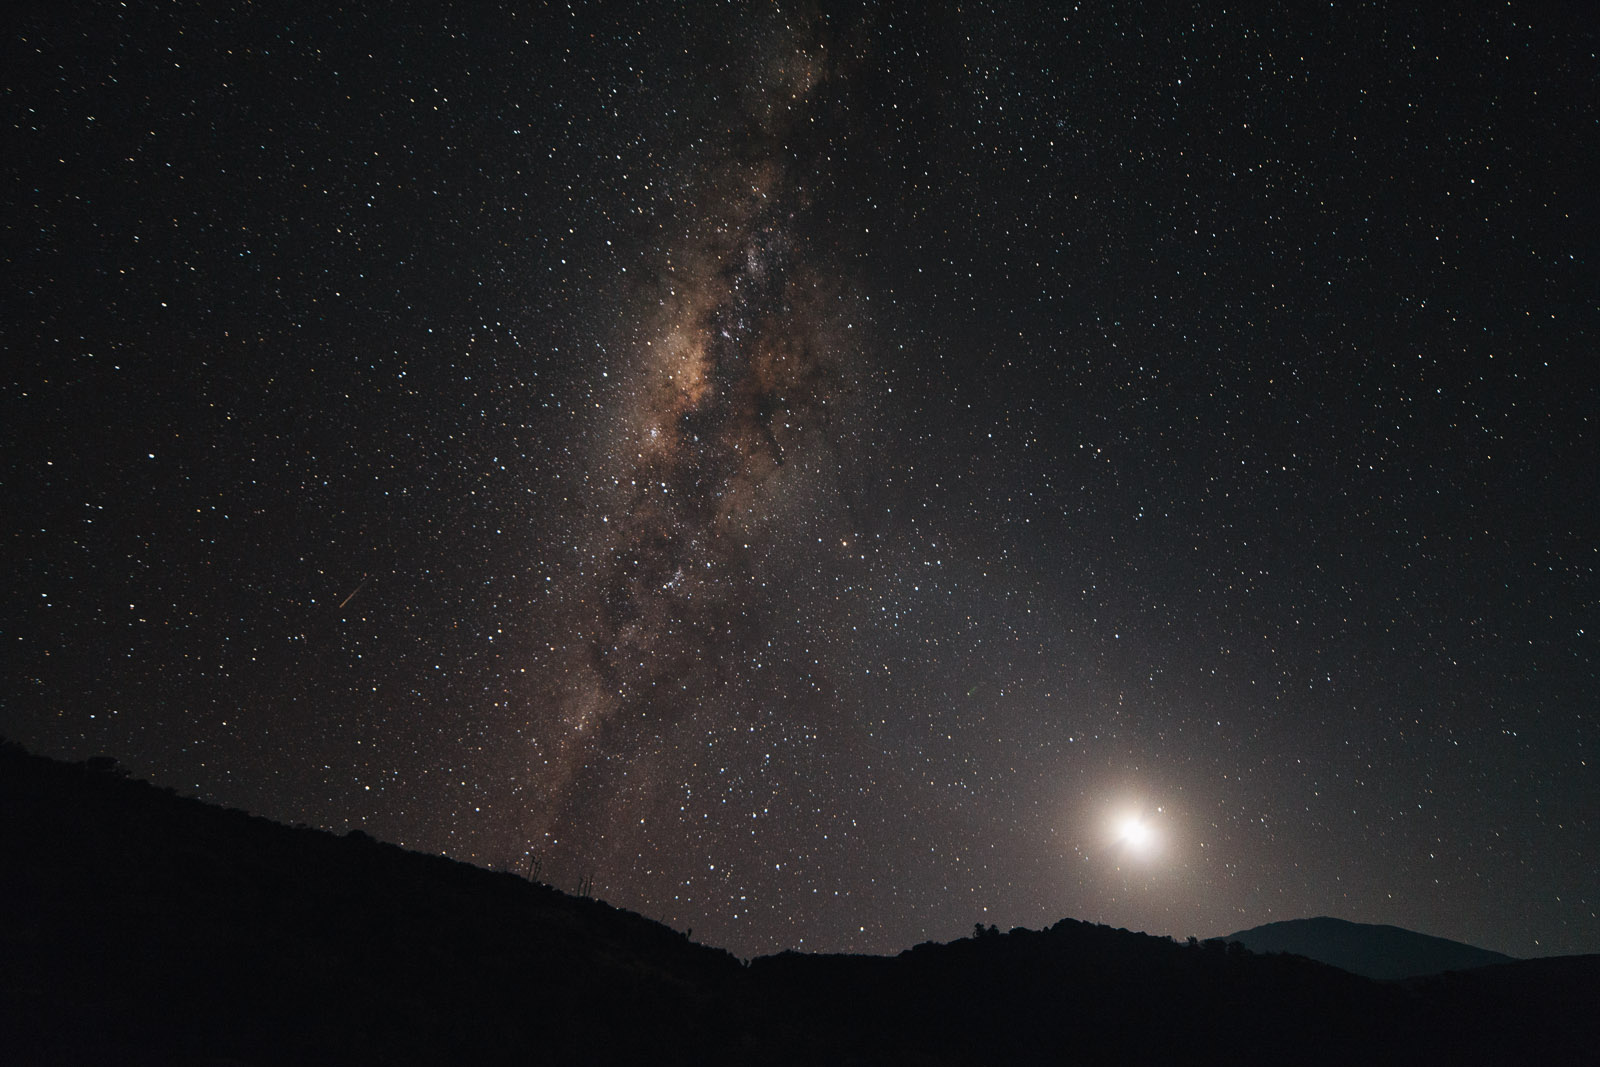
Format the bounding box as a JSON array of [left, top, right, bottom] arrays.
[[522, 14, 869, 874]]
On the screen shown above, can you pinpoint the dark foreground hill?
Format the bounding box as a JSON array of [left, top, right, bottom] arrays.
[[3, 742, 1597, 1065], [1224, 916, 1516, 980]]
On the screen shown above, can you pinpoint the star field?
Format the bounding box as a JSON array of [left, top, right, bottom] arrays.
[[5, 2, 1596, 960]]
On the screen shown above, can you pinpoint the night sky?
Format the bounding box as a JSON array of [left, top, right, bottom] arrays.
[[7, 2, 1596, 961]]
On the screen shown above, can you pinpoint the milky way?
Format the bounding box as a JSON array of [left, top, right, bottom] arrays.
[[524, 16, 872, 884]]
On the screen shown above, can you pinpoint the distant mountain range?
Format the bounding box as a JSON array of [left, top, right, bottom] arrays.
[[1223, 916, 1516, 980], [3, 740, 1597, 1065]]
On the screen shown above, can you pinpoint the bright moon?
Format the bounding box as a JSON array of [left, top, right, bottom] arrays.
[[1118, 817, 1153, 850]]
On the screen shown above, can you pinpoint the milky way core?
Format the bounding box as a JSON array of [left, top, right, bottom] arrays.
[[523, 19, 872, 889]]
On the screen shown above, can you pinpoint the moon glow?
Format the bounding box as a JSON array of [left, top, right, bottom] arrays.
[[1118, 817, 1153, 851], [1102, 803, 1165, 864]]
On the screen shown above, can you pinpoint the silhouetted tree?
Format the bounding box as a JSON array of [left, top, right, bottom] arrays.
[[85, 755, 127, 777]]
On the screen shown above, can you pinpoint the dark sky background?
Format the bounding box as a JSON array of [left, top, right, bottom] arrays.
[[6, 2, 1595, 960]]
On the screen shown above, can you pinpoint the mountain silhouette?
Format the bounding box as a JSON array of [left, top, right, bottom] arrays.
[[4, 740, 1597, 1064], [1223, 916, 1516, 980]]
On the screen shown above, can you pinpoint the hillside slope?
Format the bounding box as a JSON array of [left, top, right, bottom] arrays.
[[1224, 916, 1515, 980], [1, 744, 740, 1064]]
